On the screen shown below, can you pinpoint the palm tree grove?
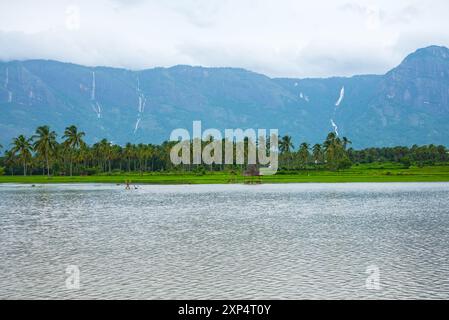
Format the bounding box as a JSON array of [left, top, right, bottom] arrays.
[[1, 125, 448, 177]]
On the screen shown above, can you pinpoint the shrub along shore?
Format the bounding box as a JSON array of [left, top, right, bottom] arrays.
[[1, 163, 449, 185]]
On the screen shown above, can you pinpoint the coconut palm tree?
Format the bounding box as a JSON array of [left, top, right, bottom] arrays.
[[279, 136, 294, 169], [323, 132, 351, 171], [312, 144, 323, 164], [136, 143, 147, 174], [279, 136, 294, 154], [144, 144, 154, 172], [323, 132, 337, 150], [78, 142, 92, 171], [324, 132, 338, 159], [112, 145, 123, 172], [342, 137, 352, 150], [102, 140, 114, 174], [298, 142, 310, 168], [95, 139, 112, 173], [32, 125, 58, 177], [11, 135, 33, 176], [63, 125, 85, 176], [124, 143, 134, 172], [4, 149, 16, 175]]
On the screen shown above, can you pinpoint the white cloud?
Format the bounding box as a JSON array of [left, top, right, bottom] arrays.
[[0, 0, 448, 78]]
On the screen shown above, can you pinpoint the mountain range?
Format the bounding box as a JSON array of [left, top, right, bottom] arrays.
[[1, 45, 449, 149]]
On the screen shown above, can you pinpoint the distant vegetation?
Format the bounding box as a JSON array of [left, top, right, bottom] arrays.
[[0, 125, 448, 178]]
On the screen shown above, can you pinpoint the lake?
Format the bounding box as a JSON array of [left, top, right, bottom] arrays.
[[1, 182, 449, 299]]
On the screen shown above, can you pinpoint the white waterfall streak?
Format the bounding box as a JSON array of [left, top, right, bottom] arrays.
[[4, 67, 8, 88], [136, 76, 146, 112], [5, 67, 12, 103], [91, 104, 99, 118], [134, 76, 147, 133], [29, 91, 34, 105], [335, 86, 345, 106], [90, 102, 102, 119], [299, 92, 309, 103], [89, 71, 103, 118], [134, 118, 141, 133], [91, 71, 96, 101], [330, 87, 343, 136], [138, 95, 147, 113], [331, 119, 339, 136]]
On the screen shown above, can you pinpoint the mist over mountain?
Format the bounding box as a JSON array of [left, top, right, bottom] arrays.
[[1, 45, 449, 149]]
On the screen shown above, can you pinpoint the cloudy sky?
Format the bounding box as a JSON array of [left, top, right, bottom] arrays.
[[0, 0, 448, 78]]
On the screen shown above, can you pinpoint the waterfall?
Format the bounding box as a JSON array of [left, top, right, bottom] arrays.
[[331, 119, 339, 136], [335, 86, 345, 107]]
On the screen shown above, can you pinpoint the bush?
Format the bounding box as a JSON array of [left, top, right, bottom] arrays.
[[83, 167, 100, 176], [195, 168, 206, 176], [0, 167, 4, 176], [193, 165, 207, 176], [399, 157, 411, 169], [336, 158, 352, 170]]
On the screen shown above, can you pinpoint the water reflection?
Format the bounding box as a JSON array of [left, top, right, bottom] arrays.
[[0, 183, 449, 299]]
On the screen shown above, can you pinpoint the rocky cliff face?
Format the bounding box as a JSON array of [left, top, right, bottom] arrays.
[[1, 46, 449, 148], [335, 46, 449, 147], [383, 46, 449, 113]]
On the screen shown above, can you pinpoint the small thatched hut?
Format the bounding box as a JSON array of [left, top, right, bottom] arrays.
[[243, 164, 261, 184]]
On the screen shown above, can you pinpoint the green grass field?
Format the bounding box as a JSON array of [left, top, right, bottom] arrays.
[[2, 163, 449, 184]]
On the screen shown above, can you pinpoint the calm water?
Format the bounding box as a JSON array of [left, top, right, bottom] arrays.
[[1, 182, 449, 300]]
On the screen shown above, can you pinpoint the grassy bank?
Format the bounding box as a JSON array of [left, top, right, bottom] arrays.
[[2, 163, 449, 184]]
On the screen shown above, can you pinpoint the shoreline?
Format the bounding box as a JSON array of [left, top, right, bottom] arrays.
[[2, 181, 449, 187], [2, 164, 449, 185], [2, 174, 449, 185]]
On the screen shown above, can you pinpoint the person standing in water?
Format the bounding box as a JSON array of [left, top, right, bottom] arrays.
[[125, 179, 131, 190]]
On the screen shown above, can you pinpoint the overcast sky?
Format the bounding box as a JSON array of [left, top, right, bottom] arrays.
[[0, 0, 448, 78]]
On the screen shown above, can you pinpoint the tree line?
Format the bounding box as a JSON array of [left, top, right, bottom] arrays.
[[0, 125, 448, 176]]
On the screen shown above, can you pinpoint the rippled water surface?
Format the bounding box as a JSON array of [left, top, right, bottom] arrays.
[[1, 183, 449, 299]]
